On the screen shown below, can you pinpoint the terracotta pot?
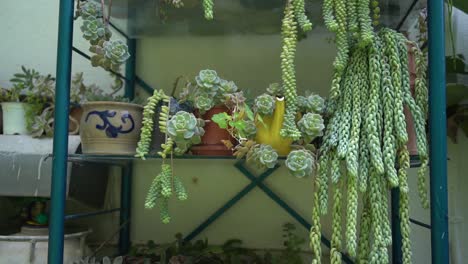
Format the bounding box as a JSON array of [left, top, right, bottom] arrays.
[[190, 105, 235, 156], [80, 101, 143, 155], [406, 46, 418, 156]]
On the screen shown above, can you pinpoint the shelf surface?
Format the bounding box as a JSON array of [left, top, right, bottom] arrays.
[[95, 0, 426, 38]]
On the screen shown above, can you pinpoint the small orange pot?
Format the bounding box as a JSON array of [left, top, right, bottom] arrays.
[[190, 105, 235, 156]]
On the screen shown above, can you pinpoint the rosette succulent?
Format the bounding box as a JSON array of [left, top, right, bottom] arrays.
[[219, 79, 238, 94], [247, 144, 279, 170], [79, 1, 102, 19], [103, 40, 131, 69], [297, 113, 325, 143], [266, 83, 283, 97], [286, 149, 315, 178], [194, 93, 215, 114], [241, 120, 257, 139], [195, 69, 220, 93], [297, 94, 325, 113], [167, 111, 205, 154], [255, 93, 276, 116], [81, 18, 111, 43]]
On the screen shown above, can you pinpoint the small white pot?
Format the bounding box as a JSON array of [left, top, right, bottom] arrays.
[[1, 102, 28, 135]]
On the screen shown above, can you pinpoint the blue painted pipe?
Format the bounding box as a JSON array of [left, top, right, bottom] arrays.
[[428, 0, 449, 263], [48, 0, 74, 263]]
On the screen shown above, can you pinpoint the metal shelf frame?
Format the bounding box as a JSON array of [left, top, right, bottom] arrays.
[[47, 0, 449, 263]]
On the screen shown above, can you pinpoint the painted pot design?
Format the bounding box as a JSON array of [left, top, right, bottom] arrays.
[[80, 101, 143, 155]]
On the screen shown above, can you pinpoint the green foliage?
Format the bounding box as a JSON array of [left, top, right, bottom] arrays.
[[266, 83, 283, 97], [80, 18, 111, 44], [78, 1, 102, 20], [167, 111, 205, 155], [181, 69, 240, 114], [297, 94, 325, 113], [285, 149, 314, 178], [276, 223, 305, 264], [246, 144, 279, 170], [78, 1, 130, 72], [297, 113, 324, 143], [255, 93, 276, 116]]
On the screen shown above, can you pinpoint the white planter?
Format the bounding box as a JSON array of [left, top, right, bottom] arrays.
[[1, 102, 28, 135]]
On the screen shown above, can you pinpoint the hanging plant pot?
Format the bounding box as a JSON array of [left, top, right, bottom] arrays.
[[191, 105, 235, 156], [80, 101, 143, 155], [255, 97, 293, 156], [1, 102, 28, 135]]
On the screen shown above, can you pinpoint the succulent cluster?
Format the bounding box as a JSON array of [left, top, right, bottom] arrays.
[[297, 94, 325, 113], [279, 0, 313, 141], [183, 69, 240, 114], [167, 111, 205, 155], [297, 113, 324, 143], [246, 144, 279, 170], [309, 22, 429, 264], [145, 164, 187, 224], [254, 93, 276, 116], [78, 1, 130, 71], [285, 149, 315, 178]]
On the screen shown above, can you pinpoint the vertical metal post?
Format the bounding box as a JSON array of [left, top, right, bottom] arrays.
[[119, 38, 136, 255], [391, 188, 402, 264], [48, 0, 74, 263], [428, 0, 449, 263]]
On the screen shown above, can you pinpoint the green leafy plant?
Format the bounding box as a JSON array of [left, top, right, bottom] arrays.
[[73, 256, 123, 264]]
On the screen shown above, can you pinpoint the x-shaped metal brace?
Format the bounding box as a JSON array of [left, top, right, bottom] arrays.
[[182, 160, 353, 264]]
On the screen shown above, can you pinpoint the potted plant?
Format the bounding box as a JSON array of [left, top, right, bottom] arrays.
[[0, 66, 56, 136], [77, 75, 143, 155], [0, 84, 28, 135], [179, 69, 243, 156]]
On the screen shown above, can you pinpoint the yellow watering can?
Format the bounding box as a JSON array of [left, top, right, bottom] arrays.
[[255, 97, 293, 156]]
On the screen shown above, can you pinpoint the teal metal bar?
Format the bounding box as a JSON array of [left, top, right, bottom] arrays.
[[234, 162, 353, 264], [183, 164, 279, 242], [136, 76, 156, 94], [119, 38, 137, 255], [428, 0, 449, 263], [48, 0, 74, 263]]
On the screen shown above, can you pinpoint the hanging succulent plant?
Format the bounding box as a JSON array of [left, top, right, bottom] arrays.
[[297, 94, 325, 114], [78, 1, 130, 72], [309, 24, 429, 264]]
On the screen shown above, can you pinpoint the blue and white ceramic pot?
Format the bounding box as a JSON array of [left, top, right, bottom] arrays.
[[80, 101, 143, 155]]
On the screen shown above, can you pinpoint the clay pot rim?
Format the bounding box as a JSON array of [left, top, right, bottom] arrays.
[[81, 101, 143, 110]]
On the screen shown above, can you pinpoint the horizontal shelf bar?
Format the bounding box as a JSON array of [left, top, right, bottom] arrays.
[[410, 217, 432, 229], [65, 208, 121, 220]]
